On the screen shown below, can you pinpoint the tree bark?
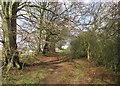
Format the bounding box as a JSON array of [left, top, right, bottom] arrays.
[[43, 34, 50, 54], [87, 43, 91, 60], [49, 42, 55, 53], [37, 30, 42, 54], [42, 31, 56, 54], [1, 2, 20, 67]]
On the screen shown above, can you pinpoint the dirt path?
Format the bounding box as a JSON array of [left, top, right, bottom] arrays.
[[39, 57, 119, 84], [3, 55, 120, 84]]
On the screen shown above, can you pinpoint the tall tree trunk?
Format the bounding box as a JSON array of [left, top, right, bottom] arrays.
[[37, 5, 45, 54], [43, 34, 50, 54], [10, 2, 19, 50], [87, 43, 91, 60], [49, 42, 55, 53], [1, 2, 20, 67], [42, 32, 56, 54], [2, 2, 12, 65], [37, 30, 42, 54]]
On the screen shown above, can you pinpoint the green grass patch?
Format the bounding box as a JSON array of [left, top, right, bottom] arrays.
[[56, 49, 70, 55], [57, 49, 66, 53], [3, 75, 18, 84], [37, 69, 48, 74], [16, 77, 39, 84], [20, 52, 33, 57], [91, 78, 106, 84], [59, 75, 66, 82], [3, 69, 50, 84]]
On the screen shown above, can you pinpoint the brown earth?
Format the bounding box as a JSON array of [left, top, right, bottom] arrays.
[[3, 55, 120, 84], [29, 55, 120, 84]]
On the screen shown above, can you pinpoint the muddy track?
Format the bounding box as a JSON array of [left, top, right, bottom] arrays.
[[39, 57, 119, 84]]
